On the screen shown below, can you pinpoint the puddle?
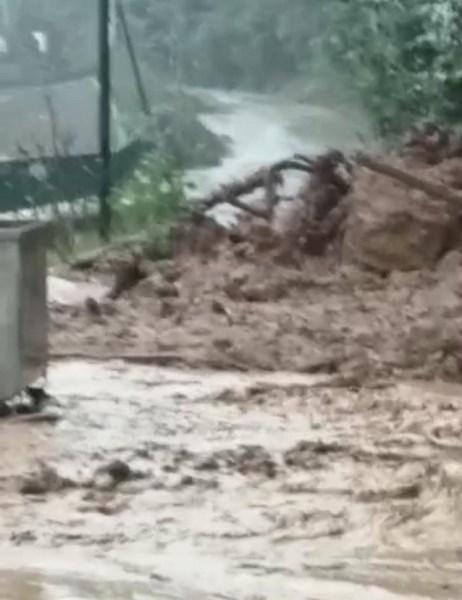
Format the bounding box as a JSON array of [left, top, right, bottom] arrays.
[[1, 361, 462, 599]]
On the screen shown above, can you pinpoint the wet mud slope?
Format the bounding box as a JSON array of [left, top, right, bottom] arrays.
[[50, 132, 462, 385], [51, 244, 462, 385]]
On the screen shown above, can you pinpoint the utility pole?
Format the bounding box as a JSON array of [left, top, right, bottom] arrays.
[[98, 0, 111, 241]]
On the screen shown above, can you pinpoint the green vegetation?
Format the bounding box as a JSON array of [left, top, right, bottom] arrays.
[[128, 0, 462, 137], [111, 151, 188, 258], [48, 151, 189, 263]]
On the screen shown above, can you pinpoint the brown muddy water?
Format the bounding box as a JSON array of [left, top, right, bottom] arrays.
[[1, 361, 462, 599]]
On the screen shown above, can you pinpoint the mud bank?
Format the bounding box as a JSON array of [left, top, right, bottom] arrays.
[[1, 361, 462, 598], [50, 243, 462, 383]]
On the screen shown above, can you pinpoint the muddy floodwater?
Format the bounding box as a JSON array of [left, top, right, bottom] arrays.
[[1, 361, 462, 599], [6, 88, 462, 599]]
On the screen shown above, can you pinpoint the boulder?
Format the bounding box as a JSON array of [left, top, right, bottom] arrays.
[[343, 165, 459, 272]]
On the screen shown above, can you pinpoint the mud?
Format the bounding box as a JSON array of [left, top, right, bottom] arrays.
[[50, 242, 462, 383], [16, 94, 462, 598], [1, 361, 462, 598]]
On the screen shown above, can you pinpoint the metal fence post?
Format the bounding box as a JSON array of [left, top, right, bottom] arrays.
[[98, 0, 112, 241]]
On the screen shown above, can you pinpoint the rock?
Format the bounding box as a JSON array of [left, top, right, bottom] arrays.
[[155, 282, 180, 299], [195, 456, 220, 471], [92, 473, 115, 492], [10, 530, 37, 545], [0, 402, 12, 418], [137, 274, 180, 299], [240, 282, 286, 303], [20, 463, 76, 495], [85, 297, 103, 318], [160, 264, 183, 284], [99, 459, 132, 483], [343, 166, 459, 272], [211, 299, 233, 322], [96, 501, 128, 516], [107, 255, 147, 300], [180, 474, 195, 486], [232, 242, 255, 260], [437, 249, 462, 276], [202, 445, 277, 478], [284, 440, 344, 469], [160, 300, 177, 319]]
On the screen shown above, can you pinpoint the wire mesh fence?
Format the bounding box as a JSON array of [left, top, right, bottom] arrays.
[[0, 1, 381, 263], [0, 0, 153, 257]]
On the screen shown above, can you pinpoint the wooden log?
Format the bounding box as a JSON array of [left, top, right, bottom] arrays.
[[357, 154, 462, 206], [197, 159, 314, 219]]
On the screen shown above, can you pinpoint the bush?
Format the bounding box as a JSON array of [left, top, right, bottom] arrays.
[[111, 151, 188, 257]]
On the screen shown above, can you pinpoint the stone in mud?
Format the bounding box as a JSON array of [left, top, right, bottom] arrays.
[[159, 300, 178, 319], [155, 282, 181, 299], [179, 474, 195, 486], [137, 273, 180, 299], [284, 440, 345, 469], [200, 445, 277, 478], [239, 282, 286, 303], [232, 242, 255, 261], [212, 337, 234, 352], [437, 249, 462, 277], [343, 167, 459, 272], [0, 402, 13, 418], [96, 500, 129, 516], [195, 456, 220, 471], [84, 297, 103, 319], [357, 482, 422, 503], [10, 530, 37, 545], [97, 459, 132, 484], [211, 299, 233, 322], [212, 388, 247, 404], [20, 463, 76, 495], [159, 263, 183, 284]]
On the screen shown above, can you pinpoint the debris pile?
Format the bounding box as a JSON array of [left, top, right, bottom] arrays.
[[50, 127, 462, 383], [402, 122, 462, 165], [343, 156, 461, 272]]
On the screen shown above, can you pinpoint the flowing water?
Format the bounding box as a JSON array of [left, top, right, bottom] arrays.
[[2, 360, 462, 599], [185, 88, 374, 222]]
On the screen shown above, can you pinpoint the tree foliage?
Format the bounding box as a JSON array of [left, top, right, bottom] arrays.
[[315, 0, 462, 134], [128, 0, 462, 136]]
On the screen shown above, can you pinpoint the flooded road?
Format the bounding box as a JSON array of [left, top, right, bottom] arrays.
[[1, 361, 462, 599]]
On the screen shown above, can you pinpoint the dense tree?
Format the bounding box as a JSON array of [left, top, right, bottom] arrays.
[[127, 0, 462, 136]]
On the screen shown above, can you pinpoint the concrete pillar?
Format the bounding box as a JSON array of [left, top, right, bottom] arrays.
[[0, 221, 48, 401]]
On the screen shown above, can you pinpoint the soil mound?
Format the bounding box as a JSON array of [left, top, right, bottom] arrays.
[[50, 140, 462, 384]]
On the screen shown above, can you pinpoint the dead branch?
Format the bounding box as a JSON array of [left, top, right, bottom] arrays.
[[198, 169, 275, 214], [357, 154, 462, 207], [197, 159, 314, 219], [293, 153, 315, 166], [49, 352, 183, 366]]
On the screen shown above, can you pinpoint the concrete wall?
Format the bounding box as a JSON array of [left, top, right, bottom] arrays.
[[0, 222, 47, 401]]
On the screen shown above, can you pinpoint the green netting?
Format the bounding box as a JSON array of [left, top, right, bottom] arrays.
[[0, 0, 147, 213]]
